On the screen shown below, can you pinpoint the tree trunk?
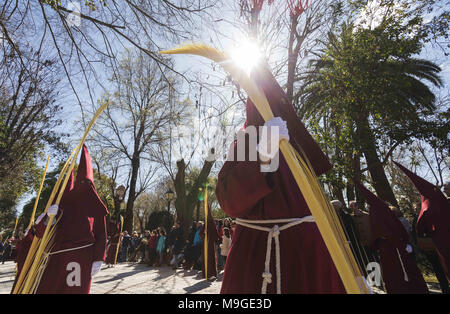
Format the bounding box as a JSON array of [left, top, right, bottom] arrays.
[[174, 159, 188, 238], [346, 181, 355, 206], [196, 199, 200, 222], [356, 118, 398, 207], [173, 158, 215, 241], [137, 215, 145, 234], [124, 154, 140, 233], [332, 187, 346, 208], [330, 116, 346, 206]]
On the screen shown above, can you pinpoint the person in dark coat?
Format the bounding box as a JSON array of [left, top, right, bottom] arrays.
[[170, 223, 184, 269], [147, 230, 159, 266], [2, 238, 12, 264], [120, 231, 131, 262], [105, 218, 120, 266], [183, 222, 199, 270], [192, 222, 204, 271]]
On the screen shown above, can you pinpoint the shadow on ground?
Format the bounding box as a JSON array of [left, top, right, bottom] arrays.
[[182, 271, 224, 293], [153, 265, 177, 281], [95, 263, 150, 284]]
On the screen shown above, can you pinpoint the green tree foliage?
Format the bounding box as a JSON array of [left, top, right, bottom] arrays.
[[0, 35, 65, 229], [347, 0, 450, 55], [300, 14, 446, 205]]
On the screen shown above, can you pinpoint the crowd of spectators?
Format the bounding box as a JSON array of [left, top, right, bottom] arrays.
[[111, 218, 236, 277]]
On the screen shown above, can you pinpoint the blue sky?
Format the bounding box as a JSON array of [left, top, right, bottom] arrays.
[[14, 0, 450, 213]]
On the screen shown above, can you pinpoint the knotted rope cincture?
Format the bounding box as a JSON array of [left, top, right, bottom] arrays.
[[47, 243, 94, 256], [236, 216, 315, 294]]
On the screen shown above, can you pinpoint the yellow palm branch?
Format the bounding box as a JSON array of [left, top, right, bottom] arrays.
[[27, 155, 51, 231]]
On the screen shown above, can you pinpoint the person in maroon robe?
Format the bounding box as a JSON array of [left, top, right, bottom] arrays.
[[35, 145, 108, 294], [215, 63, 346, 294], [395, 162, 450, 285], [11, 231, 34, 292], [201, 206, 220, 280], [355, 181, 428, 294], [105, 217, 120, 266], [11, 170, 75, 294]]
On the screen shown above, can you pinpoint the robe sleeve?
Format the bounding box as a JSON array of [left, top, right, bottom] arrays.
[[93, 215, 107, 262], [34, 220, 47, 239], [215, 141, 275, 218]]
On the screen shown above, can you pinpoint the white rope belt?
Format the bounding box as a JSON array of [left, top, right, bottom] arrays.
[[235, 216, 315, 294], [48, 243, 94, 256]]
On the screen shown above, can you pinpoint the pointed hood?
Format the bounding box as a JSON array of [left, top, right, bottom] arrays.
[[244, 62, 332, 176], [394, 161, 449, 233], [354, 180, 409, 247], [76, 144, 94, 186], [59, 169, 74, 208], [70, 144, 109, 217], [394, 162, 443, 201], [55, 168, 74, 202]]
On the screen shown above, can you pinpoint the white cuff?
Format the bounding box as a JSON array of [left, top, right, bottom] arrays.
[[48, 204, 59, 216]]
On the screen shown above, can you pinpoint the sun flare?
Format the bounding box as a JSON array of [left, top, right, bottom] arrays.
[[229, 41, 262, 74]]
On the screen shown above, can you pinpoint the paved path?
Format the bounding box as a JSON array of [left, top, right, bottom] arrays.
[[90, 263, 223, 294], [0, 260, 443, 294], [0, 261, 222, 294]]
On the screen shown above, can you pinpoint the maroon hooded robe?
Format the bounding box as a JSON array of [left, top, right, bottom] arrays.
[[11, 231, 34, 293], [395, 162, 450, 283], [105, 219, 120, 265], [201, 207, 220, 279], [36, 145, 108, 294], [11, 170, 75, 293], [355, 181, 428, 294], [216, 63, 346, 294]]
